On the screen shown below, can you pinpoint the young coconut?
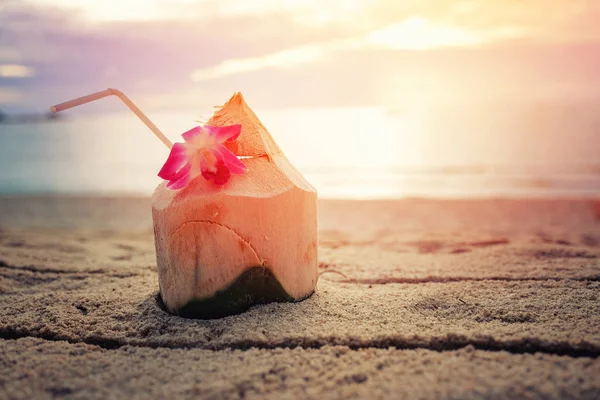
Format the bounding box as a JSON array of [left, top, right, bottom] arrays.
[[153, 93, 318, 318], [51, 90, 318, 319]]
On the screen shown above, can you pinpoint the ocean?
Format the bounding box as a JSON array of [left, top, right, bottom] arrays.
[[0, 105, 599, 199]]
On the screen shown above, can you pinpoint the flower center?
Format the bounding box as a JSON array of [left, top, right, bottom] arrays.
[[202, 150, 218, 171]]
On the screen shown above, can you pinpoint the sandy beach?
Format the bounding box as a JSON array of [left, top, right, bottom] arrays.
[[1, 196, 599, 399]]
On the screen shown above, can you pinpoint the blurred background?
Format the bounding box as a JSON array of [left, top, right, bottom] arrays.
[[0, 0, 599, 199]]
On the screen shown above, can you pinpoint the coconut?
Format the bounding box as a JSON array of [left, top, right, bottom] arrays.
[[152, 93, 318, 318]]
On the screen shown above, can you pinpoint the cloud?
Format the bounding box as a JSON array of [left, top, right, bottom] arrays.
[[0, 1, 374, 110], [2, 0, 600, 112], [366, 17, 526, 50], [23, 0, 371, 22], [191, 45, 324, 82], [0, 64, 35, 78], [189, 13, 530, 82], [190, 39, 359, 82]]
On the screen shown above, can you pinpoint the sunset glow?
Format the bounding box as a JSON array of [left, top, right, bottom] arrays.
[[366, 16, 526, 50], [2, 0, 600, 112]]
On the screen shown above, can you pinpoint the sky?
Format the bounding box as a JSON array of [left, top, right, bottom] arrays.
[[1, 0, 600, 112]]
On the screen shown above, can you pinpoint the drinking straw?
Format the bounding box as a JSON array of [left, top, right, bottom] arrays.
[[51, 88, 173, 149]]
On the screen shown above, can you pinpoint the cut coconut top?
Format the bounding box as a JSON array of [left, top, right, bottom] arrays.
[[152, 155, 316, 210], [207, 92, 283, 157]]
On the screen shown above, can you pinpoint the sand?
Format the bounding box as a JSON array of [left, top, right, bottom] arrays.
[[0, 196, 599, 399]]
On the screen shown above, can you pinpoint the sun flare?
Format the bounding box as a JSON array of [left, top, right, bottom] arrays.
[[367, 16, 486, 50]]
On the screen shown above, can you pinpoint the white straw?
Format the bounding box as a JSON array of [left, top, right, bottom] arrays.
[[51, 88, 173, 149]]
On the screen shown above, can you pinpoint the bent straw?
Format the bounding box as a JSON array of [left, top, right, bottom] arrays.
[[51, 88, 173, 149]]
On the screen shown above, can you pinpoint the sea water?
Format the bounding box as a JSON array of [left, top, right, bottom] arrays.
[[0, 106, 599, 199]]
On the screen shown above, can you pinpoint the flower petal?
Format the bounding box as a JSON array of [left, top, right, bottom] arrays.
[[166, 162, 192, 190], [212, 144, 247, 175], [204, 124, 242, 143], [202, 161, 231, 185], [158, 142, 188, 180], [213, 163, 231, 185], [181, 126, 203, 142]]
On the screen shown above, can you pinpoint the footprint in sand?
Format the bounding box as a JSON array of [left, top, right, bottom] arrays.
[[462, 239, 510, 247], [533, 248, 597, 259], [115, 243, 136, 252], [593, 200, 600, 221], [319, 231, 353, 249], [581, 234, 599, 247], [410, 240, 445, 254], [450, 248, 471, 254], [407, 238, 509, 255], [536, 232, 573, 246]]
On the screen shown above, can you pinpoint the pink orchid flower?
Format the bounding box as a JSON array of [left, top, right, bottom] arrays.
[[158, 124, 247, 189]]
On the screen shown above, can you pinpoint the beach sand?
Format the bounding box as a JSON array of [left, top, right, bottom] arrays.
[[0, 196, 599, 399]]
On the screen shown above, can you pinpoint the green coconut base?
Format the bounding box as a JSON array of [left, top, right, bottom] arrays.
[[157, 267, 314, 319]]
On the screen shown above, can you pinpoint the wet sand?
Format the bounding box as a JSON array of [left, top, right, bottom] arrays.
[[0, 196, 599, 399]]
